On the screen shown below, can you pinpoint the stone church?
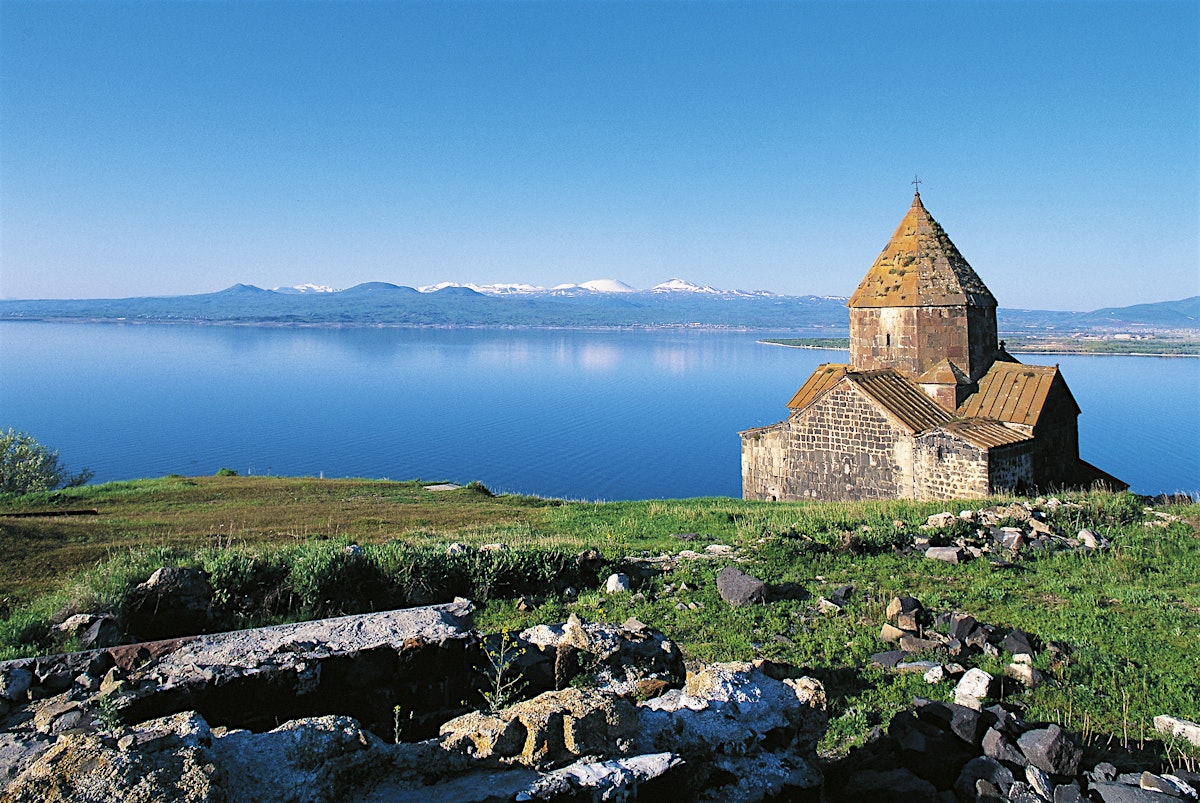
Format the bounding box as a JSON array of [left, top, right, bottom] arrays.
[[741, 190, 1125, 501]]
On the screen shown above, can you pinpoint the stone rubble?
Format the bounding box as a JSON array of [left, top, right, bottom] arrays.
[[0, 603, 826, 802], [825, 698, 1200, 803]]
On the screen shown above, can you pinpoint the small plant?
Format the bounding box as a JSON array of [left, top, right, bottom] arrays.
[[480, 630, 526, 713], [393, 704, 403, 744], [215, 467, 238, 477], [93, 694, 122, 732]]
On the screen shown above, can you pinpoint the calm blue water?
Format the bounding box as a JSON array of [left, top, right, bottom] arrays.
[[1, 323, 1196, 499]]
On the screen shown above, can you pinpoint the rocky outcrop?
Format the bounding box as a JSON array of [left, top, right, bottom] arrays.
[[0, 603, 826, 801]]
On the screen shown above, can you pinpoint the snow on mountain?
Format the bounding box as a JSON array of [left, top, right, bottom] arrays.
[[578, 279, 636, 293], [651, 278, 722, 294], [273, 283, 338, 294]]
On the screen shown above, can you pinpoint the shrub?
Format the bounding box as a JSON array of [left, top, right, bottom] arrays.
[[215, 467, 239, 477], [0, 429, 93, 496]]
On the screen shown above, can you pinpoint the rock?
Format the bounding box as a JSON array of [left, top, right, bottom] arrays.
[[982, 727, 1027, 767], [886, 596, 923, 620], [1091, 762, 1118, 782], [949, 613, 977, 641], [954, 668, 996, 710], [927, 512, 959, 528], [923, 665, 945, 684], [839, 767, 940, 801], [925, 546, 967, 564], [32, 700, 91, 735], [830, 584, 855, 607], [1005, 660, 1047, 689], [715, 566, 766, 607], [603, 573, 630, 594], [211, 714, 400, 802], [1008, 781, 1044, 802], [1026, 764, 1054, 800], [880, 624, 909, 643], [1017, 724, 1081, 775], [895, 661, 940, 675], [0, 730, 222, 802], [519, 751, 685, 801], [899, 634, 942, 653], [637, 662, 826, 758], [955, 756, 1014, 802], [1077, 529, 1099, 549], [1155, 714, 1200, 748], [1001, 629, 1036, 657], [1141, 770, 1193, 796], [0, 664, 32, 702], [1090, 781, 1169, 802], [516, 595, 535, 612], [126, 566, 214, 640], [1053, 781, 1086, 803], [870, 651, 906, 669]]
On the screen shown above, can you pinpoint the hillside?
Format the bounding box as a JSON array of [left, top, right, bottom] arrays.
[[3, 285, 1197, 332], [1, 475, 1197, 767]]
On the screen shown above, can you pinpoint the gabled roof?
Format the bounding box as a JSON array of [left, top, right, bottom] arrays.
[[848, 192, 997, 309], [937, 419, 1033, 449], [851, 370, 956, 432], [787, 364, 848, 410], [787, 364, 955, 433], [918, 358, 970, 385], [958, 361, 1080, 427]]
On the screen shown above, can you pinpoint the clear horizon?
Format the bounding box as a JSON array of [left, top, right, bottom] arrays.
[[2, 1, 1197, 311]]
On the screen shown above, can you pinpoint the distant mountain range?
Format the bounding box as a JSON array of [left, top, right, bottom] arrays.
[[1, 278, 1196, 332]]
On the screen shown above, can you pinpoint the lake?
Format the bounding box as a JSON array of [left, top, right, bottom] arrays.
[[1, 323, 1196, 500]]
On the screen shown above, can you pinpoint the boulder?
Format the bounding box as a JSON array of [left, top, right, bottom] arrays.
[[1016, 724, 1081, 775], [603, 573, 630, 594], [715, 567, 766, 607], [125, 567, 214, 640], [954, 756, 1014, 802], [1089, 781, 1169, 802], [981, 727, 1027, 767], [1155, 714, 1200, 748], [953, 668, 996, 710], [925, 546, 967, 564]]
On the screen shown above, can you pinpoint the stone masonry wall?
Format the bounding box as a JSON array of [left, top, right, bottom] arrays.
[[742, 383, 912, 501], [988, 441, 1033, 494], [912, 431, 990, 499], [850, 304, 997, 383], [1031, 379, 1082, 489]]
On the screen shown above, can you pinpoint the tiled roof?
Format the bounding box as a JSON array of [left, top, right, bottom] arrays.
[[939, 419, 1032, 449], [786, 364, 848, 410], [848, 192, 997, 309], [849, 370, 955, 433], [958, 361, 1078, 426]]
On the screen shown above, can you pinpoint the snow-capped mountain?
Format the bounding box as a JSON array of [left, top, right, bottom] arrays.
[[651, 278, 721, 294], [273, 283, 339, 294]]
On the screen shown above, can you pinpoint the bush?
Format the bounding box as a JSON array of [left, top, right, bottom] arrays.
[[215, 467, 238, 477], [0, 429, 93, 496]]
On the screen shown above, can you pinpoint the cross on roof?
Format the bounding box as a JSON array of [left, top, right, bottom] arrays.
[[912, 174, 922, 195]]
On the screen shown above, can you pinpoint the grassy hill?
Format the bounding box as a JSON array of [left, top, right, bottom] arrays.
[[1, 476, 1197, 762]]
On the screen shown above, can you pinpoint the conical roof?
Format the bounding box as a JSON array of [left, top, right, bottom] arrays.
[[848, 192, 996, 309]]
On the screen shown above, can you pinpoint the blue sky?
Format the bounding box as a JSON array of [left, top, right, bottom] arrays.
[[1, 1, 1196, 310]]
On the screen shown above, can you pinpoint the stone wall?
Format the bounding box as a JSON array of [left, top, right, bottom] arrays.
[[912, 432, 989, 499], [1030, 380, 1081, 489], [849, 304, 997, 383], [742, 383, 912, 501], [988, 441, 1033, 494]]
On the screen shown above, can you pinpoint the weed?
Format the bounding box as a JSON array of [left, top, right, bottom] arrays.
[[479, 630, 526, 713]]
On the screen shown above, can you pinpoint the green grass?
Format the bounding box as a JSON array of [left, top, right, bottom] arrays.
[[2, 477, 1198, 765]]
